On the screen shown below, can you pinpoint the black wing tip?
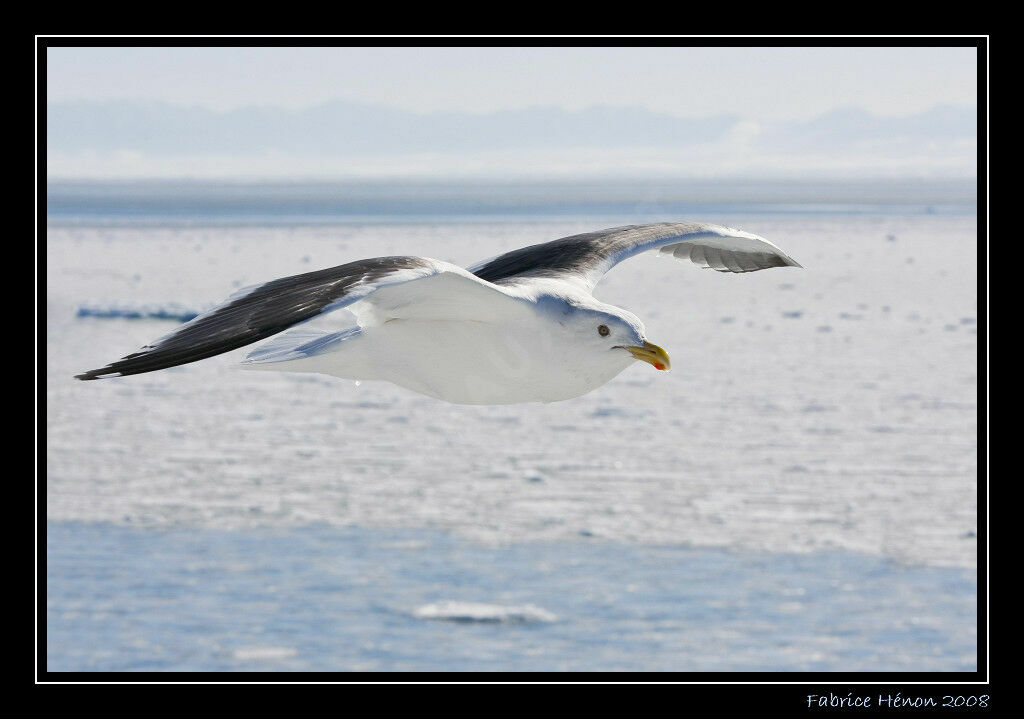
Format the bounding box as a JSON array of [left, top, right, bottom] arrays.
[[75, 368, 120, 380], [761, 254, 804, 271], [709, 254, 803, 273], [76, 354, 143, 380]]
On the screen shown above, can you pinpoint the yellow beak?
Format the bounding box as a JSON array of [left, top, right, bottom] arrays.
[[621, 341, 671, 371]]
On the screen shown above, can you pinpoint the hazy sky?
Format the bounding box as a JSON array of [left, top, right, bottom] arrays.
[[46, 46, 978, 120]]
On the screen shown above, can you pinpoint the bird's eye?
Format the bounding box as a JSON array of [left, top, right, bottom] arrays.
[[597, 325, 610, 337]]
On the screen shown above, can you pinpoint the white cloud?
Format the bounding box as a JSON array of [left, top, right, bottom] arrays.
[[46, 47, 979, 122]]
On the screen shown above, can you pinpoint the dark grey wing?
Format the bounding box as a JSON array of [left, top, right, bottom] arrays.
[[469, 222, 801, 291], [75, 256, 442, 380]]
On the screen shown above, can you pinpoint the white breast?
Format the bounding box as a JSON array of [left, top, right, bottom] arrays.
[[356, 314, 630, 405]]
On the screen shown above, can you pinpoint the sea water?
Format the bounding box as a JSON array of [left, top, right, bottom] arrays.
[[45, 181, 979, 672]]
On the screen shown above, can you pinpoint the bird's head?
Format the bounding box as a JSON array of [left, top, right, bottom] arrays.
[[545, 295, 671, 373]]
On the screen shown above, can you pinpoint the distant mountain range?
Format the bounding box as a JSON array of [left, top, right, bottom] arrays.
[[46, 100, 978, 179]]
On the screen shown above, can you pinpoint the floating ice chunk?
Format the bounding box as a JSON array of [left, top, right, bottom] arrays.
[[232, 646, 298, 661], [412, 601, 556, 624]]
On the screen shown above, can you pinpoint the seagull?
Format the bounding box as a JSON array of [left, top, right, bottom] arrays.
[[76, 222, 800, 404]]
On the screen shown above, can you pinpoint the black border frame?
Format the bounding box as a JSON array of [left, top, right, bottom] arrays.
[[36, 36, 989, 698]]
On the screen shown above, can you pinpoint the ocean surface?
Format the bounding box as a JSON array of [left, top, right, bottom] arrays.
[[45, 180, 980, 673]]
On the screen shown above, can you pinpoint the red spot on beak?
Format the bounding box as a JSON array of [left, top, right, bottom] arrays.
[[653, 362, 666, 371]]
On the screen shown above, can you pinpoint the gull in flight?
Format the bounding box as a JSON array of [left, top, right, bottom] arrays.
[[76, 222, 801, 404]]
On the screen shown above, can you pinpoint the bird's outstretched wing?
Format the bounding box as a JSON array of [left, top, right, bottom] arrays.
[[76, 257, 510, 380], [469, 222, 801, 291]]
